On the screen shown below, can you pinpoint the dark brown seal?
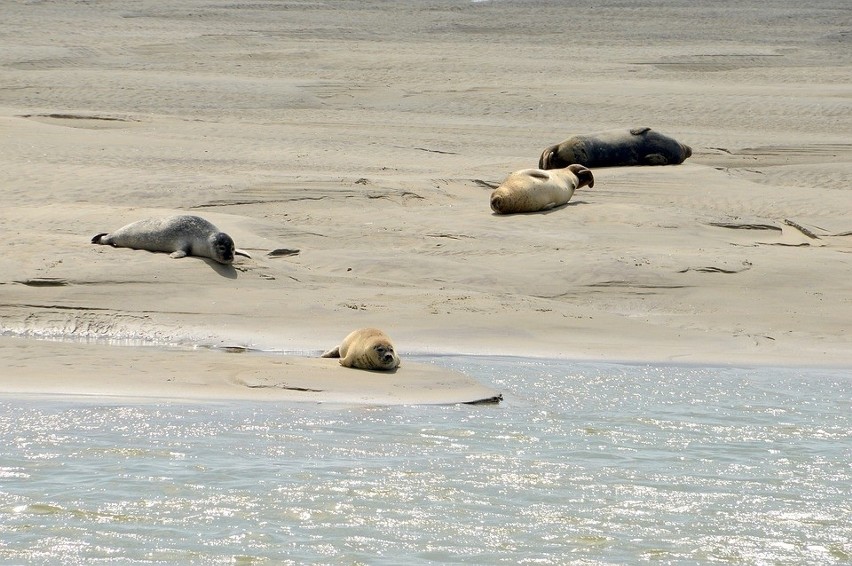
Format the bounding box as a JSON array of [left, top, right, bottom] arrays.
[[538, 127, 692, 169]]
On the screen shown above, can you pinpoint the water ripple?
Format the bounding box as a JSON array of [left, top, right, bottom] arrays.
[[1, 357, 850, 564]]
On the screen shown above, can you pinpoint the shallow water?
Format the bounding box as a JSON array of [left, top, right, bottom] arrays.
[[1, 356, 850, 565]]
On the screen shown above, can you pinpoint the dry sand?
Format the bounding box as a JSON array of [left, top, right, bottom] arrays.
[[1, 0, 850, 402]]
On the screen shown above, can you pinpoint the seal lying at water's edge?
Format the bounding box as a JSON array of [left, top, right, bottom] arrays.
[[321, 328, 401, 371], [538, 127, 692, 169], [91, 215, 250, 265], [490, 164, 594, 214]]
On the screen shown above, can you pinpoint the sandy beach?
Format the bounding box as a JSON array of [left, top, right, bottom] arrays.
[[1, 0, 850, 402]]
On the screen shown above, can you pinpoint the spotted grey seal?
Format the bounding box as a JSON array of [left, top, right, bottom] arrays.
[[321, 328, 401, 371], [490, 164, 594, 214], [91, 215, 250, 264], [538, 127, 692, 169]]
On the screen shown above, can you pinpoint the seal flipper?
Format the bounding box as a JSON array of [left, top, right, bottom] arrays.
[[567, 164, 595, 188], [235, 249, 252, 258], [169, 250, 188, 259], [538, 146, 557, 169], [643, 153, 669, 165], [321, 346, 341, 358], [630, 127, 652, 136], [91, 233, 109, 244]]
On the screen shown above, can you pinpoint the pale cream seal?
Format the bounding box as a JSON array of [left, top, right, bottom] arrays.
[[321, 328, 401, 371], [490, 164, 594, 214]]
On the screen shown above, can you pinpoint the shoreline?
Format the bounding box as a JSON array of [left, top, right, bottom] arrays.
[[2, 332, 848, 408], [4, 330, 850, 378], [0, 335, 504, 405]]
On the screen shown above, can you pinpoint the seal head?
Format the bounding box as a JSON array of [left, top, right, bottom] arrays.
[[210, 232, 237, 264]]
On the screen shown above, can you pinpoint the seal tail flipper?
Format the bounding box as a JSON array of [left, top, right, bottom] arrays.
[[567, 164, 595, 188], [91, 233, 108, 244], [538, 146, 556, 169], [321, 346, 341, 358]]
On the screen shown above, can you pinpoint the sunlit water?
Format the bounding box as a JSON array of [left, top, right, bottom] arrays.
[[1, 356, 849, 565]]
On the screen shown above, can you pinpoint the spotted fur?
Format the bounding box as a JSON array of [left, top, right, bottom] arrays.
[[91, 215, 250, 265]]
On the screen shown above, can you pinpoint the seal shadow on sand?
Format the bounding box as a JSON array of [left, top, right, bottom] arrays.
[[203, 258, 239, 279], [92, 248, 241, 278], [489, 200, 589, 216], [351, 366, 401, 375]]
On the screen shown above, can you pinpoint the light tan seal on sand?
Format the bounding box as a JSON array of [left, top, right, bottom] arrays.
[[321, 328, 401, 371], [91, 214, 250, 265], [538, 127, 692, 169], [490, 164, 594, 214]]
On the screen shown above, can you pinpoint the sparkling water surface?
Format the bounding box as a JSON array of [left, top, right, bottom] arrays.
[[1, 356, 850, 565]]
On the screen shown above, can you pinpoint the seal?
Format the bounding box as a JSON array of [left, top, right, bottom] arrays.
[[91, 215, 250, 265], [321, 327, 401, 371], [490, 164, 594, 214], [538, 127, 692, 169]]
